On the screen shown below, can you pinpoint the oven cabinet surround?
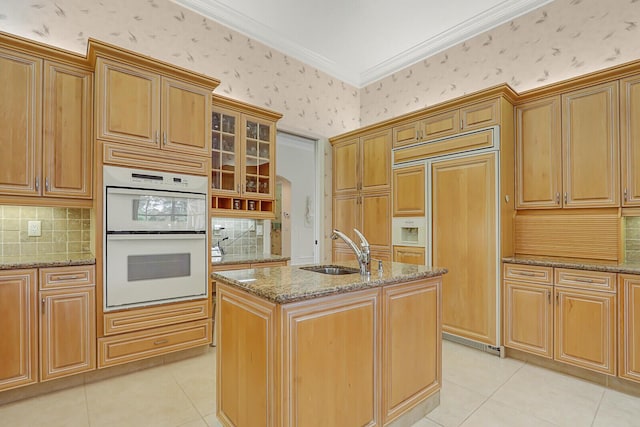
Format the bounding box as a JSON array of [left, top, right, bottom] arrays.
[[0, 265, 96, 393], [331, 129, 392, 260], [503, 262, 617, 376], [210, 95, 283, 219], [214, 263, 444, 427], [0, 33, 94, 206], [90, 39, 219, 158]]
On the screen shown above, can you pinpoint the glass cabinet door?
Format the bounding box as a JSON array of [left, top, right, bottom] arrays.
[[211, 109, 240, 194], [243, 116, 274, 198]]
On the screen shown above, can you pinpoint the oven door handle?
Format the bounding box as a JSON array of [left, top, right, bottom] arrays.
[[106, 233, 206, 241], [106, 186, 206, 200]]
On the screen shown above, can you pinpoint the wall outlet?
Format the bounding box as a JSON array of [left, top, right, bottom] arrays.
[[28, 220, 41, 237]]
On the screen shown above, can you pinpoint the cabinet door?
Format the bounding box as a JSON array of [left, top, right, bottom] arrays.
[[0, 48, 42, 196], [460, 99, 498, 131], [392, 246, 425, 265], [43, 61, 93, 199], [362, 192, 391, 251], [361, 130, 391, 191], [393, 165, 425, 216], [0, 269, 37, 392], [554, 287, 615, 375], [619, 274, 640, 382], [562, 82, 619, 207], [392, 121, 420, 148], [504, 280, 553, 358], [515, 97, 562, 208], [332, 195, 359, 248], [211, 108, 241, 195], [621, 75, 640, 206], [96, 58, 160, 147], [432, 153, 497, 345], [162, 77, 210, 156], [423, 110, 459, 141], [333, 138, 359, 194], [381, 278, 440, 424], [242, 115, 275, 199], [40, 286, 96, 381]]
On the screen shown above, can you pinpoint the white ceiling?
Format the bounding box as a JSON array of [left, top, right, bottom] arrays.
[[173, 0, 554, 87]]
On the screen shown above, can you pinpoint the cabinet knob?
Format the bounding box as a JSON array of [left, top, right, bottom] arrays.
[[547, 290, 551, 304], [41, 298, 46, 314]]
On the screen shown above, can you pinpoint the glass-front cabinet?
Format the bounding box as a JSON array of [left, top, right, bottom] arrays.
[[210, 95, 281, 218]]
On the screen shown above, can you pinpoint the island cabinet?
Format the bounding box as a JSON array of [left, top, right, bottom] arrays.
[[503, 263, 617, 376], [91, 40, 219, 158], [210, 95, 282, 218], [0, 269, 37, 392], [0, 37, 93, 203], [618, 274, 640, 383], [215, 266, 443, 427], [515, 81, 619, 209]]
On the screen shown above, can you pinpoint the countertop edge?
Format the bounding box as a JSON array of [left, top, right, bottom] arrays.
[[502, 257, 640, 275], [211, 255, 291, 266], [0, 257, 96, 270]]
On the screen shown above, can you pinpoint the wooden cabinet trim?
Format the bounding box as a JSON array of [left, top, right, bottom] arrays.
[[504, 263, 553, 285], [394, 129, 494, 164], [554, 268, 616, 292], [39, 265, 95, 290], [102, 141, 209, 175]]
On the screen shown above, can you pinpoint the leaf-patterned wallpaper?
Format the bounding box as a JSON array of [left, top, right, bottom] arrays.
[[0, 0, 360, 137], [361, 0, 640, 126], [1, 0, 639, 137]]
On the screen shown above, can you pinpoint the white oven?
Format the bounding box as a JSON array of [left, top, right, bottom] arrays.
[[103, 165, 208, 311]]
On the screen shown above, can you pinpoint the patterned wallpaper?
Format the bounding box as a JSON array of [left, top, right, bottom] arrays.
[[0, 0, 360, 137], [1, 0, 639, 136], [361, 0, 640, 126]]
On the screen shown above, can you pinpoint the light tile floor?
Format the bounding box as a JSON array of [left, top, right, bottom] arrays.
[[2, 340, 640, 426]]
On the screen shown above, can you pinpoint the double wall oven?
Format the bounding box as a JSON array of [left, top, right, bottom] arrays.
[[103, 166, 208, 311]]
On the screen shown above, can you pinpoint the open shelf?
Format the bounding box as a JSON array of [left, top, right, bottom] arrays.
[[211, 196, 275, 219]]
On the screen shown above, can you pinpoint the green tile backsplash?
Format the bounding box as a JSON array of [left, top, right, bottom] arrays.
[[0, 206, 93, 257], [625, 217, 640, 263]]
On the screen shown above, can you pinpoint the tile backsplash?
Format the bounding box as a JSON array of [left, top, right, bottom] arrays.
[[212, 218, 265, 256], [625, 217, 640, 263], [0, 206, 93, 257]]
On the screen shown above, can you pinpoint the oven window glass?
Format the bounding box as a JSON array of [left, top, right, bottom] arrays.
[[132, 197, 189, 223], [127, 253, 191, 281]]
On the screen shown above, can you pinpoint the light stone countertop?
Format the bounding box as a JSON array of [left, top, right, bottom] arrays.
[[503, 256, 640, 275], [212, 260, 447, 304], [211, 253, 290, 266], [0, 252, 96, 270]]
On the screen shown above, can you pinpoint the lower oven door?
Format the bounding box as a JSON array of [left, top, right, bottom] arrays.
[[105, 233, 207, 311]]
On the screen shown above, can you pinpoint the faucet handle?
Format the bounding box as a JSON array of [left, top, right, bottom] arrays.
[[353, 228, 370, 247]]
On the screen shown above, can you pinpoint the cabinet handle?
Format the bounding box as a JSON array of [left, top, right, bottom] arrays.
[[515, 271, 535, 276], [624, 188, 628, 202], [555, 192, 560, 205], [55, 274, 80, 281], [573, 277, 594, 283], [163, 132, 167, 146], [564, 192, 568, 204], [547, 290, 551, 304], [35, 177, 40, 192], [154, 339, 169, 346], [41, 298, 46, 314], [556, 292, 559, 304], [460, 119, 464, 129], [45, 178, 50, 192], [155, 131, 159, 143]]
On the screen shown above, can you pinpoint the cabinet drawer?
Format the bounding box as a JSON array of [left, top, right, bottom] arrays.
[[98, 319, 210, 368], [503, 263, 552, 285], [39, 265, 95, 289], [554, 268, 616, 292], [103, 299, 209, 335], [460, 99, 498, 130]]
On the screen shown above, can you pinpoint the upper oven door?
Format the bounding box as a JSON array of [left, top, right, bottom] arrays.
[[106, 187, 207, 233]]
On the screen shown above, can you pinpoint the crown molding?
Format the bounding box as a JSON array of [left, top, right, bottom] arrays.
[[173, 0, 553, 88]]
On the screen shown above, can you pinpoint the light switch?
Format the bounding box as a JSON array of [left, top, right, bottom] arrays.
[[28, 220, 41, 237]]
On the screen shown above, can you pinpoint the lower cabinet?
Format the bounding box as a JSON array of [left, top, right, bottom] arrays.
[[392, 245, 425, 265], [0, 269, 38, 392], [503, 263, 617, 376], [619, 274, 640, 383]]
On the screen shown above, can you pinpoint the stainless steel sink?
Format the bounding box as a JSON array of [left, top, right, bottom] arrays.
[[300, 265, 360, 275]]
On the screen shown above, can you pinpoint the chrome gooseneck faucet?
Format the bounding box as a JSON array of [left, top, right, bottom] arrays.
[[331, 228, 371, 275]]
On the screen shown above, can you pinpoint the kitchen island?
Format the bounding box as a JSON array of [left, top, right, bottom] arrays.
[[212, 261, 447, 427]]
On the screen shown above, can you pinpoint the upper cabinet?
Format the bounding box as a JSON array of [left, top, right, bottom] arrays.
[[516, 82, 620, 209], [0, 38, 93, 203], [392, 98, 498, 148], [210, 95, 282, 218], [621, 74, 640, 207], [393, 164, 425, 217], [334, 129, 391, 195], [90, 39, 219, 158]]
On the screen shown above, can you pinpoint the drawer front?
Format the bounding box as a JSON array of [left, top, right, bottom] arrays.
[[503, 263, 553, 285], [103, 299, 209, 335], [554, 268, 616, 292], [98, 319, 210, 368], [39, 265, 95, 289]]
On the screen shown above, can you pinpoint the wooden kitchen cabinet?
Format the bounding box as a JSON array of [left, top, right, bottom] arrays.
[[618, 274, 640, 383], [621, 74, 640, 206], [93, 44, 217, 157], [393, 246, 425, 265], [432, 152, 497, 345], [0, 269, 38, 392], [393, 164, 425, 217], [503, 264, 554, 359], [39, 265, 96, 381], [210, 96, 282, 218], [333, 192, 391, 254]]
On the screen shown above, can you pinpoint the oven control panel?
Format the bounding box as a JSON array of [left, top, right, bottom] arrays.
[[104, 165, 208, 194]]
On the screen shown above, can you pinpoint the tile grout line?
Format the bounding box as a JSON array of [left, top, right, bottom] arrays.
[[589, 388, 606, 427], [83, 383, 92, 427], [169, 367, 209, 427]]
